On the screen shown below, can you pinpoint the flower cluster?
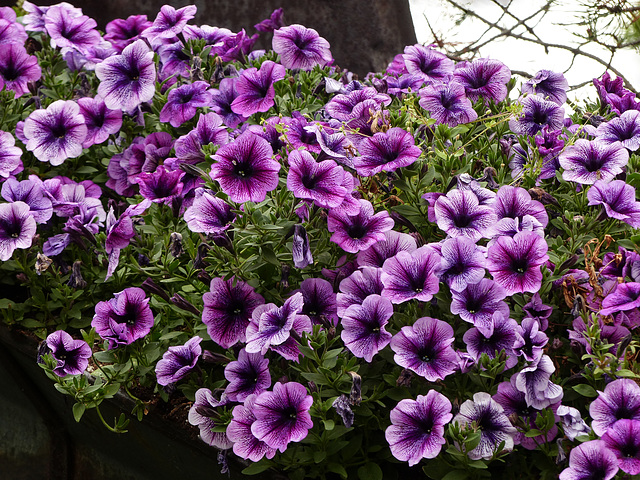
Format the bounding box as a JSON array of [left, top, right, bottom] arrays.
[[1, 2, 638, 478]]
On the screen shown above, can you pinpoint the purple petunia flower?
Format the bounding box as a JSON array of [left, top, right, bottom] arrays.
[[336, 266, 384, 317], [325, 87, 391, 122], [601, 419, 640, 475], [44, 4, 101, 53], [0, 43, 41, 98], [104, 15, 152, 52], [486, 231, 549, 295], [357, 230, 417, 269], [514, 354, 563, 409], [559, 440, 619, 480], [450, 278, 509, 334], [353, 127, 422, 177], [390, 316, 458, 381], [280, 112, 321, 154], [381, 245, 442, 304], [77, 96, 122, 149], [296, 278, 337, 326], [600, 282, 640, 316], [385, 390, 453, 466], [341, 294, 393, 362], [328, 199, 394, 254], [255, 8, 285, 34], [594, 72, 639, 115], [523, 293, 553, 331], [418, 81, 478, 127], [596, 110, 640, 151], [590, 379, 640, 437], [227, 394, 277, 461], [188, 388, 233, 449], [1, 177, 53, 224], [272, 24, 332, 70], [183, 188, 235, 235], [135, 165, 184, 205], [453, 57, 511, 104], [490, 185, 548, 237], [143, 5, 196, 44], [231, 60, 286, 117], [557, 405, 591, 441], [509, 95, 565, 136], [559, 139, 628, 185], [438, 236, 486, 292], [210, 132, 280, 204], [286, 149, 348, 209], [463, 312, 518, 368], [175, 112, 229, 163], [434, 189, 497, 241], [155, 336, 202, 386], [159, 81, 212, 128], [251, 382, 313, 452], [403, 44, 454, 82], [92, 287, 155, 349], [453, 392, 517, 460], [521, 70, 569, 106], [96, 39, 156, 111], [45, 330, 91, 377], [587, 180, 640, 227], [224, 349, 271, 402], [209, 77, 247, 129], [0, 201, 36, 261], [0, 130, 22, 179], [104, 200, 150, 279], [202, 277, 264, 349], [512, 317, 548, 363], [23, 100, 87, 166]]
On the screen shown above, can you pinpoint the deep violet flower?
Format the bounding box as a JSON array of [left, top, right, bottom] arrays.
[[0, 201, 36, 261], [227, 394, 277, 461], [280, 112, 321, 154], [224, 349, 271, 402], [600, 282, 640, 316], [594, 72, 638, 115], [327, 199, 394, 254], [380, 245, 442, 304], [353, 127, 422, 177], [155, 336, 202, 386], [188, 388, 233, 450], [0, 131, 23, 180], [385, 391, 453, 466], [210, 77, 247, 129], [486, 231, 549, 295], [601, 419, 640, 475], [0, 43, 41, 98], [509, 95, 565, 136], [434, 189, 497, 241], [559, 139, 628, 185], [45, 330, 91, 377], [341, 294, 393, 362], [336, 266, 384, 317], [23, 100, 87, 166], [231, 60, 286, 116], [325, 87, 391, 122], [77, 96, 122, 149], [453, 392, 517, 460], [590, 379, 640, 436], [251, 382, 313, 452], [174, 112, 229, 163], [104, 15, 152, 52], [559, 440, 619, 480], [254, 8, 285, 34], [463, 312, 518, 369], [210, 132, 280, 204], [95, 39, 156, 111], [390, 316, 458, 381], [43, 4, 101, 53], [587, 180, 640, 227], [202, 277, 264, 349], [523, 294, 553, 331], [491, 185, 549, 234], [296, 278, 338, 326], [292, 224, 313, 269], [272, 24, 332, 70], [596, 110, 640, 151], [521, 70, 569, 106], [438, 236, 486, 292], [357, 230, 417, 269], [159, 81, 212, 128], [418, 81, 478, 127], [286, 149, 347, 209], [1, 177, 53, 224], [453, 57, 511, 104], [143, 5, 196, 44], [92, 287, 154, 349], [512, 317, 548, 363], [450, 278, 509, 334], [403, 44, 454, 82], [183, 188, 235, 235]]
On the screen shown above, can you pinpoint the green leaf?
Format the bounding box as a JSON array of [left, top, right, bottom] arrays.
[[313, 450, 326, 463], [441, 471, 469, 480], [241, 461, 272, 475], [524, 429, 542, 438], [358, 463, 382, 480], [327, 463, 348, 479], [72, 402, 86, 423], [572, 384, 598, 398], [322, 419, 335, 431]]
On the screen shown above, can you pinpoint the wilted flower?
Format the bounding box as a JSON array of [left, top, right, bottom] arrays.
[[188, 388, 233, 449], [556, 405, 590, 441]]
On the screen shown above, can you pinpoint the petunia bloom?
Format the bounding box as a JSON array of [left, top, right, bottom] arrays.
[[251, 382, 313, 452], [590, 379, 640, 437], [231, 60, 286, 116], [0, 201, 37, 261], [463, 312, 518, 369], [104, 14, 152, 52], [0, 130, 22, 179], [23, 100, 87, 166], [155, 336, 202, 386], [92, 287, 155, 349], [403, 44, 454, 82], [224, 349, 271, 402], [143, 4, 197, 44], [44, 4, 101, 53], [77, 96, 123, 149], [521, 70, 569, 105], [559, 440, 618, 480], [509, 95, 565, 136], [227, 394, 277, 461], [587, 180, 640, 227], [385, 390, 453, 466], [272, 24, 332, 70], [601, 419, 640, 475], [327, 199, 394, 254], [286, 149, 348, 209], [559, 139, 628, 185], [188, 388, 233, 449], [453, 57, 511, 104], [183, 189, 235, 235], [159, 81, 213, 128], [353, 127, 421, 177], [45, 330, 91, 377], [357, 230, 417, 269], [438, 236, 486, 292], [296, 278, 337, 326], [381, 245, 442, 304], [450, 278, 509, 334], [596, 110, 640, 151], [336, 266, 384, 317], [0, 43, 41, 98], [418, 81, 478, 127], [434, 189, 496, 241], [341, 294, 393, 362]]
